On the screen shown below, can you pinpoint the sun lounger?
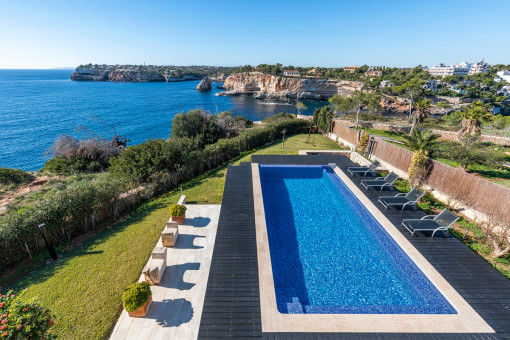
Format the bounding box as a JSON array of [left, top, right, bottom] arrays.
[[347, 160, 380, 177], [361, 172, 398, 191], [401, 208, 459, 237], [377, 187, 425, 210]]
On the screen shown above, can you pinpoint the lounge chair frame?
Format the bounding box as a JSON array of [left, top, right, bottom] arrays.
[[361, 172, 398, 191], [347, 160, 380, 177], [401, 208, 459, 237], [377, 187, 425, 210]]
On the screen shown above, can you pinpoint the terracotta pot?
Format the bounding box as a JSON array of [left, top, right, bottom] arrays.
[[171, 214, 185, 224], [127, 296, 152, 318]]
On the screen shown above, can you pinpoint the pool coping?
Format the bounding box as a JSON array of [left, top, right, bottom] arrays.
[[251, 162, 494, 333]]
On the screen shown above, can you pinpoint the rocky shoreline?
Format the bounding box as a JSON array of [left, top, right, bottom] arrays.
[[70, 68, 205, 82], [218, 72, 363, 100]]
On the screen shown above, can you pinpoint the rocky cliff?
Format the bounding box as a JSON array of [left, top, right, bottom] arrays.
[[71, 68, 201, 82], [70, 68, 110, 81], [108, 71, 166, 82], [210, 72, 228, 82], [196, 77, 212, 91], [219, 72, 363, 100]]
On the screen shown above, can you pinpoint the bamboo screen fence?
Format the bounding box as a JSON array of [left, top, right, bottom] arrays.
[[332, 121, 358, 145], [334, 122, 510, 224]]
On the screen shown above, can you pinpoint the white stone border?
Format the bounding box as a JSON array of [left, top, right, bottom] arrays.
[[252, 163, 493, 333]]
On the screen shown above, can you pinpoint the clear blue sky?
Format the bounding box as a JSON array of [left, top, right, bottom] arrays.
[[1, 0, 508, 69]]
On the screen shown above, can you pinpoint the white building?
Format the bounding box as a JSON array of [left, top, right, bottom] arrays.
[[283, 70, 300, 76], [368, 66, 386, 71], [496, 70, 510, 83], [424, 60, 490, 77], [379, 80, 392, 88], [498, 84, 510, 97], [423, 80, 442, 92], [468, 60, 490, 75]]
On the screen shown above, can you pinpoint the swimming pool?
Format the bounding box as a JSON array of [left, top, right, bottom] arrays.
[[259, 164, 457, 315]]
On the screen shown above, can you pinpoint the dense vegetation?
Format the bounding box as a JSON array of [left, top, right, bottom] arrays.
[[0, 111, 311, 270]]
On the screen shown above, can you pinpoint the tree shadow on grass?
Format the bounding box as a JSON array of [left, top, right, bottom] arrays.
[[160, 263, 200, 290], [147, 298, 193, 327]]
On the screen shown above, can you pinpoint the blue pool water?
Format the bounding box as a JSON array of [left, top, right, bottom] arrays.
[[259, 165, 457, 314]]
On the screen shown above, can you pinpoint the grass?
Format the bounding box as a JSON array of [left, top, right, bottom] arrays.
[[359, 128, 407, 142], [4, 134, 343, 340]]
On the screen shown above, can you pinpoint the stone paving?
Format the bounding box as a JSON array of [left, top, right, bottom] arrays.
[[110, 204, 220, 340]]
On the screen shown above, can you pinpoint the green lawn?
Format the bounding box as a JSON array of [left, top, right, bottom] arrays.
[[5, 134, 343, 340]]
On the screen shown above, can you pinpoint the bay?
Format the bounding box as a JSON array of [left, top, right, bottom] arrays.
[[0, 70, 326, 171]]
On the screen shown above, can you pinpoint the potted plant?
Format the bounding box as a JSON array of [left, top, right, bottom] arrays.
[[169, 204, 187, 224], [122, 281, 152, 317]]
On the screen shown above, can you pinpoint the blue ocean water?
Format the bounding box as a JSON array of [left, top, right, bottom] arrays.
[[259, 165, 456, 314], [0, 70, 326, 171]]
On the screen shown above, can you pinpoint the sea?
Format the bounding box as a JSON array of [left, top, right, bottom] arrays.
[[0, 69, 327, 171]]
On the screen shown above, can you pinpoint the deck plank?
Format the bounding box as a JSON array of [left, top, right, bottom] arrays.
[[198, 155, 509, 339]]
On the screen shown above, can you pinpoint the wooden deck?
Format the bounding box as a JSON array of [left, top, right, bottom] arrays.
[[198, 155, 510, 340]]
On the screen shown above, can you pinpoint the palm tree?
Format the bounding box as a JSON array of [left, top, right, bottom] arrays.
[[410, 99, 432, 134], [403, 128, 439, 153], [457, 100, 493, 138]]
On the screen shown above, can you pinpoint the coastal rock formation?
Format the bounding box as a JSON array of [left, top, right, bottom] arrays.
[[71, 68, 165, 82], [108, 71, 166, 82], [196, 77, 212, 91], [210, 72, 228, 82], [219, 72, 362, 100], [164, 74, 201, 82], [70, 68, 109, 81], [380, 97, 409, 113]]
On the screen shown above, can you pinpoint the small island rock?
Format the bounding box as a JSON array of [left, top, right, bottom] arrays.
[[196, 77, 212, 92]]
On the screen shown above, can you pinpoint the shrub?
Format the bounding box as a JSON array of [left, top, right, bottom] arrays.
[[0, 168, 33, 186], [215, 111, 251, 136], [407, 149, 430, 187], [490, 114, 510, 130], [358, 132, 370, 151], [41, 156, 105, 175], [171, 110, 221, 147], [46, 132, 127, 172], [0, 291, 56, 339], [441, 111, 463, 127], [262, 112, 295, 123], [109, 139, 194, 183], [169, 204, 186, 217], [122, 282, 152, 312]]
